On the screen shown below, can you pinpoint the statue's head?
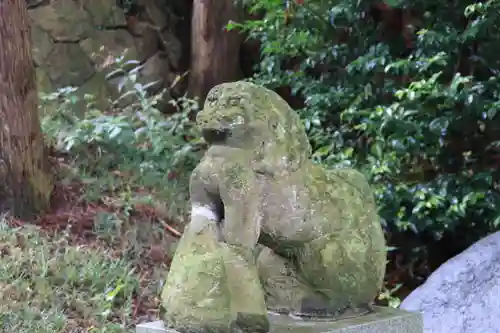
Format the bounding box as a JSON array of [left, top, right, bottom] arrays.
[[196, 81, 311, 175]]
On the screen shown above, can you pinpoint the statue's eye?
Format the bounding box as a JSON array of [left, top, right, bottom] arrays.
[[228, 98, 240, 106], [209, 100, 217, 107]]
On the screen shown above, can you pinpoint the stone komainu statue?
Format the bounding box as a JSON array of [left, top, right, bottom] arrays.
[[161, 81, 387, 333]]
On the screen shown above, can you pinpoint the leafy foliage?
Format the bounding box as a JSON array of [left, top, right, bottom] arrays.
[[233, 0, 500, 252], [40, 56, 204, 220]]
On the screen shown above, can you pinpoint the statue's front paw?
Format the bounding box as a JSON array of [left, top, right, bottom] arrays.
[[232, 312, 270, 333]]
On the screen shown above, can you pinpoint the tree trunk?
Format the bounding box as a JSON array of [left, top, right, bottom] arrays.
[[188, 0, 243, 104], [0, 0, 53, 219]]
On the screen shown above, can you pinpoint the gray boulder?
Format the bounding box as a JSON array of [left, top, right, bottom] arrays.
[[400, 231, 500, 333]]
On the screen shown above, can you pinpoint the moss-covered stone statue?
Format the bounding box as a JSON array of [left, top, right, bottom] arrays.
[[161, 81, 387, 332]]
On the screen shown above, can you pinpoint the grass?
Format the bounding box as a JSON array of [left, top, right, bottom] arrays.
[[0, 222, 133, 333], [0, 177, 181, 333]]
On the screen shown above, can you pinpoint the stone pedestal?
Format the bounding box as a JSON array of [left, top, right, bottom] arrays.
[[136, 320, 167, 333], [136, 307, 423, 333]]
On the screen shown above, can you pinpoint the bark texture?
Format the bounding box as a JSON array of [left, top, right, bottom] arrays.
[[0, 0, 53, 219], [188, 0, 243, 103]]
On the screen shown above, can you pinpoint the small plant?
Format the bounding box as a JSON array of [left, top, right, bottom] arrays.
[[378, 283, 403, 308], [40, 53, 204, 220], [93, 211, 124, 243]]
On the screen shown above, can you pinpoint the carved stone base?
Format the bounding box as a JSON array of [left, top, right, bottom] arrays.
[[136, 307, 423, 333]]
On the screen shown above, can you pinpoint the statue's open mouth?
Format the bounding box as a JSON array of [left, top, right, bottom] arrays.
[[202, 128, 231, 144]]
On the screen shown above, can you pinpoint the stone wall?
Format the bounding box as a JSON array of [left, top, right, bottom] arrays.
[[29, 0, 183, 110]]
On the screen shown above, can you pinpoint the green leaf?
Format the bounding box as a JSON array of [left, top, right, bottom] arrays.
[[370, 142, 383, 158], [382, 0, 404, 8]]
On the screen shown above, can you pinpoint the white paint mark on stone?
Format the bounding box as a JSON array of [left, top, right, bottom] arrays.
[[135, 320, 166, 333], [191, 204, 219, 221], [288, 313, 304, 320], [267, 310, 282, 316]]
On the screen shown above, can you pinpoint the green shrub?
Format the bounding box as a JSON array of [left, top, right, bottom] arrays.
[[233, 0, 500, 249]]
